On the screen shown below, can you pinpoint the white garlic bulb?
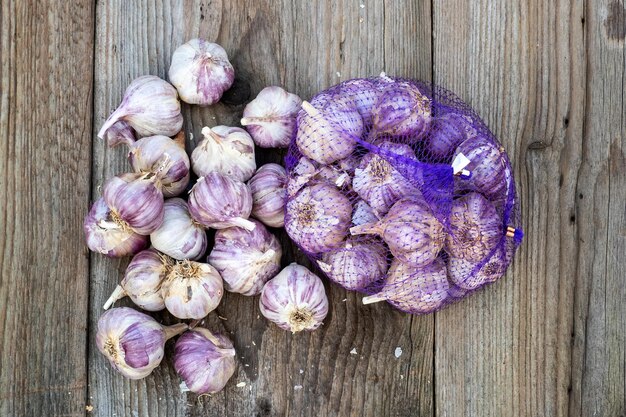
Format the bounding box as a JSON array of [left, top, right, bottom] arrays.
[[191, 126, 256, 182], [168, 39, 235, 106], [248, 163, 288, 228], [150, 198, 207, 261], [241, 86, 302, 148]]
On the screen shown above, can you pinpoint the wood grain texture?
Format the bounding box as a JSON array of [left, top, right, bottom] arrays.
[[88, 1, 434, 416], [0, 0, 94, 416]]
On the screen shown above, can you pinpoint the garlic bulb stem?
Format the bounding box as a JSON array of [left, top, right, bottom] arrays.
[[301, 101, 320, 117], [163, 323, 189, 340], [103, 285, 127, 310], [97, 107, 126, 139], [362, 295, 386, 305], [349, 223, 380, 236], [229, 217, 256, 231]]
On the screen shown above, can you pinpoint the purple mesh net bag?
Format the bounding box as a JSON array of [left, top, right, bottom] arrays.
[[284, 74, 524, 315]]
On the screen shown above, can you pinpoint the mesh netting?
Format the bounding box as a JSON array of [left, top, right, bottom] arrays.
[[284, 75, 523, 315]]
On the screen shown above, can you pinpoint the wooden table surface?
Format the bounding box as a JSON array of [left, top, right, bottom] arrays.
[[1, 1, 625, 416]]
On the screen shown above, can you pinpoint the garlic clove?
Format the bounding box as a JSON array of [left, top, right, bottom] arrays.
[[191, 126, 256, 182], [161, 260, 224, 320], [98, 75, 183, 139], [173, 328, 237, 394], [168, 39, 235, 106], [259, 263, 329, 333], [248, 163, 288, 228], [241, 86, 302, 148], [208, 219, 282, 296], [84, 197, 149, 257], [188, 172, 256, 231], [103, 120, 136, 148], [150, 198, 207, 261], [96, 307, 187, 379]]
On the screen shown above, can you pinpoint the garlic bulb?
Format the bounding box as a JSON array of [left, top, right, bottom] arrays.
[[446, 192, 502, 262], [103, 248, 173, 311], [285, 182, 352, 254], [350, 196, 444, 267], [103, 172, 165, 235], [161, 260, 224, 319], [353, 141, 420, 216], [241, 86, 302, 148], [296, 100, 363, 165], [98, 75, 183, 138], [168, 39, 234, 106], [84, 197, 149, 257], [335, 78, 383, 126], [453, 136, 507, 201], [128, 135, 190, 197], [363, 258, 449, 314], [248, 163, 288, 228], [351, 200, 379, 226], [424, 112, 476, 160], [188, 172, 255, 231], [191, 126, 256, 182], [317, 239, 388, 291], [150, 198, 207, 260], [448, 246, 508, 289], [96, 307, 187, 379], [208, 219, 282, 296], [174, 328, 237, 394], [370, 81, 432, 139], [259, 263, 329, 333], [104, 120, 135, 148]]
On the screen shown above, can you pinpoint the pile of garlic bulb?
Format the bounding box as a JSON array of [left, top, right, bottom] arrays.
[[86, 38, 329, 394], [285, 74, 524, 315]]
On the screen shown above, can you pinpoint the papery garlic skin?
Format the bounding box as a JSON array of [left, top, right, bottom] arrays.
[[96, 307, 187, 379], [241, 86, 302, 148], [174, 328, 237, 394], [285, 182, 352, 254], [168, 39, 235, 106], [445, 192, 502, 262], [150, 198, 207, 261], [161, 260, 224, 320], [98, 75, 183, 139], [296, 100, 363, 165], [103, 172, 165, 235], [259, 263, 329, 333], [84, 197, 149, 257], [248, 163, 288, 227], [209, 219, 282, 296], [104, 248, 173, 311], [287, 157, 352, 198], [351, 200, 379, 226], [318, 239, 388, 291], [453, 137, 507, 201], [350, 196, 444, 267], [128, 135, 190, 198], [188, 172, 255, 231], [104, 120, 136, 148], [353, 141, 420, 216], [191, 126, 256, 182]]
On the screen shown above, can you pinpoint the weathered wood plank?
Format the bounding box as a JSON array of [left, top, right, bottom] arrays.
[[433, 0, 590, 416], [0, 0, 94, 416], [89, 1, 434, 416]]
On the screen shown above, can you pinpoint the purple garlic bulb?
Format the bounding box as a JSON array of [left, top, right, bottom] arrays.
[[103, 120, 136, 148], [453, 136, 507, 201], [188, 172, 255, 231], [168, 39, 235, 106], [424, 112, 476, 160], [174, 328, 237, 394], [98, 75, 183, 139], [363, 258, 449, 314], [161, 260, 224, 320], [285, 182, 352, 254], [191, 126, 256, 182], [128, 135, 190, 198], [370, 81, 432, 140], [447, 245, 509, 290], [96, 307, 187, 379], [353, 141, 420, 216], [248, 163, 288, 228], [350, 196, 444, 267], [259, 263, 329, 333], [317, 239, 388, 291], [351, 200, 379, 226], [241, 86, 302, 148], [103, 172, 165, 235], [296, 100, 363, 165], [84, 197, 149, 257], [103, 248, 173, 311], [335, 77, 384, 126], [208, 219, 282, 296], [446, 192, 502, 262], [150, 198, 208, 261]]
